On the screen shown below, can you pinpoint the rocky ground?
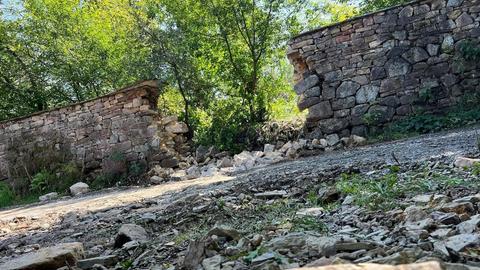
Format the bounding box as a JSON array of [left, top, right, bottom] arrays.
[[1, 126, 480, 270]]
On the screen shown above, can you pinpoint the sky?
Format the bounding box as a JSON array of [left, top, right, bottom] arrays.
[[0, 0, 22, 19]]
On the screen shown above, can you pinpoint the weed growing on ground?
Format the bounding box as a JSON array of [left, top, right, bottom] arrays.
[[336, 166, 478, 210], [291, 216, 328, 233]]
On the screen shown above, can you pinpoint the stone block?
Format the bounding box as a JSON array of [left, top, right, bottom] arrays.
[[307, 101, 333, 121], [336, 81, 361, 98]]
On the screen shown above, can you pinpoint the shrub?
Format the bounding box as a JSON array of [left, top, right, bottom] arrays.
[[194, 98, 257, 153], [30, 170, 56, 194], [0, 182, 15, 208], [30, 162, 81, 194]]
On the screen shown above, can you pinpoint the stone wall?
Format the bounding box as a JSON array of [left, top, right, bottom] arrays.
[[288, 0, 480, 138], [0, 80, 189, 181]]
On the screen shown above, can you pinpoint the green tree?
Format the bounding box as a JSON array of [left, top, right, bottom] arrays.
[[0, 0, 147, 120]]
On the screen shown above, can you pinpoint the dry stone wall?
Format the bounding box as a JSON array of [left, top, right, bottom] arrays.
[[288, 0, 480, 138], [0, 81, 189, 181]]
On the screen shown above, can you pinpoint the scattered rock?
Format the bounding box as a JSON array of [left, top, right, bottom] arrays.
[[114, 224, 149, 248], [77, 255, 118, 269], [202, 255, 223, 270], [444, 234, 480, 252], [254, 190, 287, 199], [296, 208, 324, 218], [69, 182, 90, 196], [454, 157, 480, 168], [0, 242, 84, 270], [39, 192, 58, 202], [294, 261, 442, 270], [207, 226, 241, 241]]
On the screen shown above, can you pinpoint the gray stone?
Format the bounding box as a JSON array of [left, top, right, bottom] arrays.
[[356, 85, 379, 104], [208, 226, 241, 241], [379, 96, 400, 107], [304, 86, 321, 98], [447, 0, 463, 7], [442, 35, 455, 53], [427, 44, 439, 56], [70, 182, 89, 196], [325, 134, 340, 146], [351, 126, 367, 137], [307, 101, 333, 121], [294, 75, 320, 95], [454, 157, 480, 168], [457, 215, 480, 234], [77, 255, 118, 269], [196, 145, 211, 162], [441, 74, 458, 87], [217, 157, 233, 168], [251, 252, 276, 264], [402, 47, 429, 63], [296, 208, 324, 218], [298, 96, 321, 110], [0, 242, 84, 270], [202, 255, 223, 270], [444, 234, 480, 252], [332, 97, 356, 110], [399, 5, 414, 18], [439, 201, 475, 215], [324, 70, 342, 82], [371, 67, 387, 80], [386, 58, 411, 77], [114, 224, 149, 248], [336, 81, 360, 98], [266, 232, 338, 257], [455, 13, 473, 27], [366, 105, 395, 124], [254, 190, 287, 199], [39, 192, 58, 202], [318, 118, 349, 133], [160, 158, 179, 168]]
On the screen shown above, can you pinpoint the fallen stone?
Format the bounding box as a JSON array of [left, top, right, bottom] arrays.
[[77, 255, 118, 269], [296, 208, 324, 218], [202, 255, 223, 270], [183, 239, 206, 270], [251, 251, 276, 264], [254, 190, 287, 199], [439, 202, 475, 215], [39, 192, 58, 202], [114, 224, 149, 248], [334, 241, 377, 252], [294, 261, 442, 270], [186, 165, 201, 179], [217, 157, 233, 168], [150, 176, 164, 185], [454, 157, 480, 168], [70, 182, 90, 196], [264, 144, 275, 153], [266, 232, 338, 257], [411, 194, 450, 205], [444, 233, 480, 252], [0, 242, 84, 270], [457, 214, 480, 234], [207, 226, 241, 241]]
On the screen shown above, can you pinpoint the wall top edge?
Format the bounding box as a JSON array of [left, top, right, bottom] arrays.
[[290, 0, 432, 41], [0, 80, 159, 125]]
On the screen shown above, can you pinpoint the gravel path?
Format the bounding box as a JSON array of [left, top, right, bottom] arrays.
[[1, 125, 479, 224]]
